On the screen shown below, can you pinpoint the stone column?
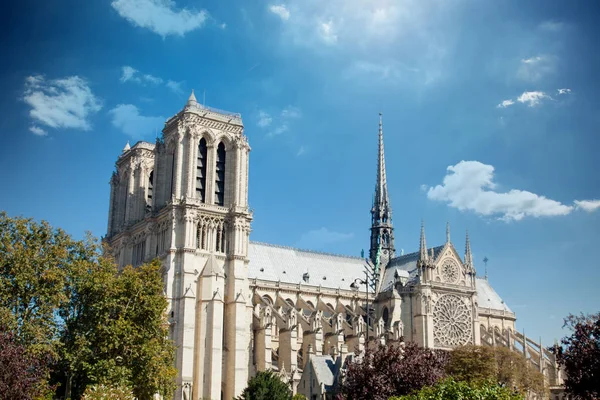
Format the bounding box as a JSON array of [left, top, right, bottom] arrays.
[[193, 256, 225, 400], [254, 306, 273, 372], [279, 309, 298, 374]]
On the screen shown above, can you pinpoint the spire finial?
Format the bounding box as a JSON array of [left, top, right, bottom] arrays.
[[122, 141, 130, 152], [446, 222, 451, 243], [419, 220, 428, 261]]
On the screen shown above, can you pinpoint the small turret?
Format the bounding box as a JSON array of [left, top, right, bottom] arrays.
[[185, 89, 199, 109]]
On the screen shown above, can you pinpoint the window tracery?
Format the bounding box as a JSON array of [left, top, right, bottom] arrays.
[[433, 294, 472, 347]]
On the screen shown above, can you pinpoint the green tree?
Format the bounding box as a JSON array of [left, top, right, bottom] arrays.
[[446, 345, 497, 383], [493, 347, 545, 399], [292, 394, 307, 400], [237, 370, 292, 400], [551, 312, 600, 400], [61, 260, 177, 399], [0, 212, 177, 399], [390, 377, 523, 400], [81, 384, 135, 400], [0, 211, 82, 357]]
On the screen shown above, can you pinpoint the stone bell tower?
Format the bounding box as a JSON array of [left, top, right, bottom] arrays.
[[107, 91, 253, 400], [161, 91, 253, 400]]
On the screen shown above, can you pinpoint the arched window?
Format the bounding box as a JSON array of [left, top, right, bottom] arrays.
[[196, 138, 207, 202], [196, 223, 207, 250], [383, 307, 389, 327], [147, 170, 154, 204], [215, 142, 226, 206]]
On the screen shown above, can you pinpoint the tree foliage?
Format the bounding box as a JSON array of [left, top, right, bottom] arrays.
[[390, 377, 524, 400], [237, 370, 292, 400], [551, 312, 600, 400], [446, 345, 497, 383], [493, 347, 545, 398], [0, 325, 52, 400], [447, 345, 545, 398], [339, 342, 449, 400], [0, 212, 176, 399], [81, 384, 135, 400], [61, 260, 177, 399]]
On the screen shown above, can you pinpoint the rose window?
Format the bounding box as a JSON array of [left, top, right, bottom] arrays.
[[441, 259, 459, 284], [433, 294, 472, 347]]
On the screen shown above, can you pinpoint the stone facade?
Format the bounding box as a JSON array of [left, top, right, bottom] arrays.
[[105, 94, 563, 400]]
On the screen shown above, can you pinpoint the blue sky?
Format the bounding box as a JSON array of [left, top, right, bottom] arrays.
[[1, 0, 599, 345]]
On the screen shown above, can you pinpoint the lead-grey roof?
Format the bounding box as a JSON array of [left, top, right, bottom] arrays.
[[248, 242, 368, 291], [309, 355, 337, 389], [379, 245, 445, 291], [476, 278, 512, 312]]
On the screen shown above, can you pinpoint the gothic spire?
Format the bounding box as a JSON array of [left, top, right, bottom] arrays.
[[375, 113, 390, 209], [370, 113, 395, 267], [446, 221, 451, 243], [465, 230, 473, 266], [419, 220, 428, 261]]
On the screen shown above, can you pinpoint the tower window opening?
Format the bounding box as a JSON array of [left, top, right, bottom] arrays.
[[147, 170, 154, 203], [197, 224, 207, 250], [216, 227, 221, 252], [215, 142, 226, 206], [196, 138, 207, 202]]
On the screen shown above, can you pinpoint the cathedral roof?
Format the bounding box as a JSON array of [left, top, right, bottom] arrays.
[[379, 246, 445, 291], [476, 278, 512, 312], [248, 242, 369, 292], [306, 355, 338, 391]]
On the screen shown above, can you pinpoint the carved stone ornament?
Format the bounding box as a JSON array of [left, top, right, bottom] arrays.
[[433, 294, 472, 347], [182, 382, 192, 400], [441, 258, 460, 284]]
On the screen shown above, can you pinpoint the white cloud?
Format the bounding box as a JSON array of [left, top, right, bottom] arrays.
[[29, 126, 47, 136], [120, 66, 163, 85], [269, 4, 290, 21], [296, 227, 354, 250], [558, 88, 572, 95], [257, 106, 302, 137], [257, 111, 272, 128], [22, 75, 102, 132], [268, 124, 289, 137], [517, 91, 551, 107], [517, 55, 556, 82], [426, 160, 574, 221], [142, 74, 163, 85], [120, 66, 138, 82], [109, 104, 165, 138], [111, 0, 208, 37], [166, 80, 184, 95], [296, 145, 306, 156], [281, 106, 302, 118], [539, 20, 564, 32], [496, 99, 515, 108], [574, 200, 600, 212], [318, 20, 338, 45]]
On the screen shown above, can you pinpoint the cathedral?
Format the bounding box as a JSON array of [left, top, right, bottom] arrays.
[[105, 93, 563, 400]]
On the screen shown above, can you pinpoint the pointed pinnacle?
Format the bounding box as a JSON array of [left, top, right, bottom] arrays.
[[446, 222, 451, 243], [419, 220, 428, 260], [465, 229, 473, 266]]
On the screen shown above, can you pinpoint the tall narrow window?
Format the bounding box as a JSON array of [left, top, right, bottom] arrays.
[[196, 138, 207, 201], [215, 142, 226, 206], [147, 170, 154, 203]]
